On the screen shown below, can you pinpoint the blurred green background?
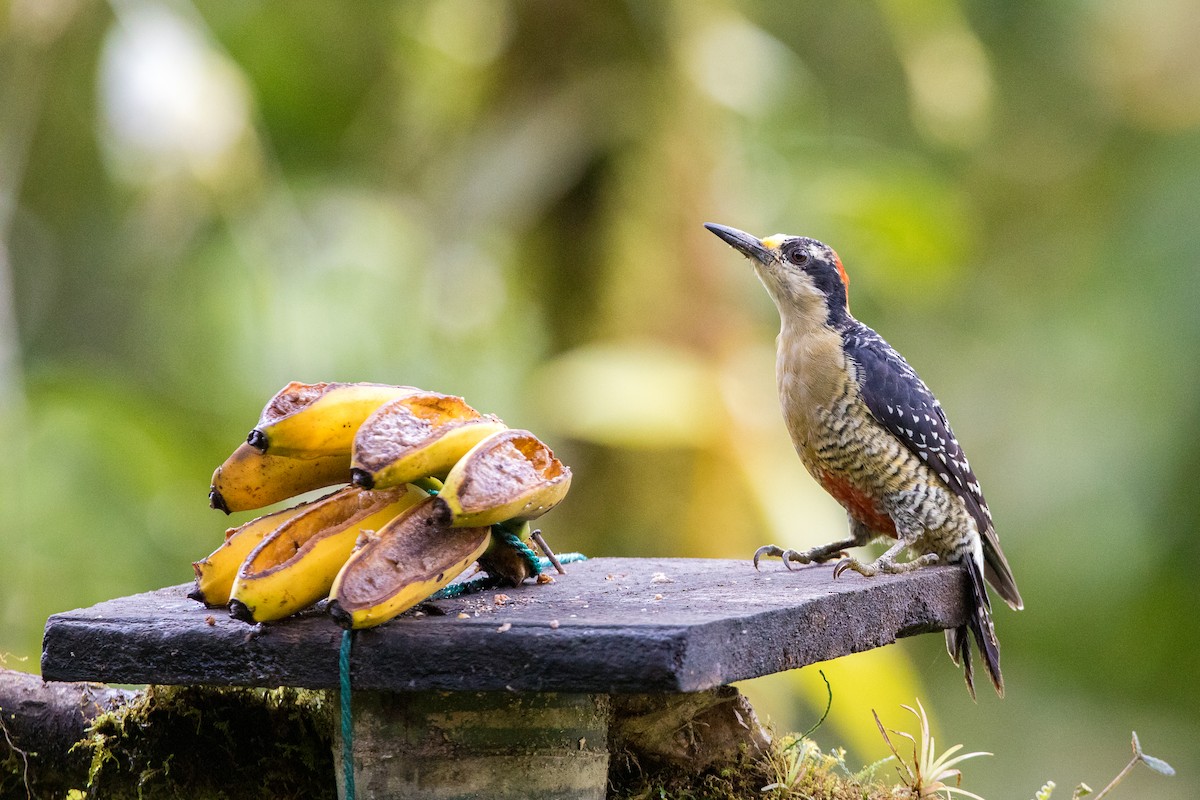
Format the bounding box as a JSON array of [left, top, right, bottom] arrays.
[[2, 0, 1198, 796]]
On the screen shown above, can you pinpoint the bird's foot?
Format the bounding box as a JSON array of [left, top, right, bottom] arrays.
[[833, 552, 938, 579], [753, 543, 847, 571]]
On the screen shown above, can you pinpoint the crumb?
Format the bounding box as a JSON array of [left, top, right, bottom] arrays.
[[537, 573, 554, 584], [654, 594, 663, 601], [204, 615, 216, 626], [650, 572, 673, 584], [457, 612, 469, 619], [549, 619, 560, 629], [497, 622, 512, 633], [493, 594, 510, 605]]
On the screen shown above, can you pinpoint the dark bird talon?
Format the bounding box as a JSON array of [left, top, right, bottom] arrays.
[[752, 544, 784, 570], [833, 558, 852, 579]]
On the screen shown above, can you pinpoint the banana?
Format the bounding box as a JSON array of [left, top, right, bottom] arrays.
[[247, 381, 419, 458], [228, 484, 426, 623], [328, 496, 491, 629], [349, 392, 507, 490], [190, 495, 331, 606], [209, 442, 349, 514], [437, 429, 572, 527]]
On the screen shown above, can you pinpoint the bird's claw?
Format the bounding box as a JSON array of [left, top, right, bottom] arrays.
[[833, 552, 939, 580], [753, 545, 778, 570], [780, 549, 806, 570], [754, 544, 826, 571], [833, 557, 869, 579]]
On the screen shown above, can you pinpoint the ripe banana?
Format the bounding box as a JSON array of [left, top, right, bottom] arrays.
[[247, 381, 419, 458], [190, 496, 329, 606], [209, 442, 349, 514], [328, 496, 491, 629], [350, 392, 506, 490], [229, 484, 425, 623], [438, 429, 572, 527]]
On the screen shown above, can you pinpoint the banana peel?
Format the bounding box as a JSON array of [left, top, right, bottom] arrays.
[[190, 496, 328, 607], [350, 392, 506, 490], [248, 381, 419, 458], [437, 429, 572, 527], [229, 485, 425, 623], [328, 496, 491, 629], [209, 442, 349, 514], [197, 383, 575, 626]]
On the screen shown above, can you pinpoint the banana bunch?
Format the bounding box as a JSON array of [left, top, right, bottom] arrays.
[[192, 381, 572, 628]]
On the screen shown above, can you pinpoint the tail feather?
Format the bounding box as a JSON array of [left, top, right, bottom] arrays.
[[981, 530, 1023, 611], [964, 557, 1004, 697], [945, 625, 977, 699]]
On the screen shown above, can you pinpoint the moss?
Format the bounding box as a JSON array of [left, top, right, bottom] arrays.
[[609, 733, 903, 800], [78, 685, 333, 800], [1, 747, 31, 799], [53, 685, 908, 800]]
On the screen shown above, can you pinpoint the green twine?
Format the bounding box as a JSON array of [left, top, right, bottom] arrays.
[[547, 552, 588, 567], [337, 525, 587, 800], [338, 537, 585, 800], [493, 524, 543, 577], [430, 572, 503, 600], [340, 629, 355, 800]]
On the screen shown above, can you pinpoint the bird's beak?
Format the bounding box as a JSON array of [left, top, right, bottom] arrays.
[[704, 223, 772, 264]]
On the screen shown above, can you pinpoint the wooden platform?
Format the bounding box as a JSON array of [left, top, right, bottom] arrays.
[[42, 557, 968, 693]]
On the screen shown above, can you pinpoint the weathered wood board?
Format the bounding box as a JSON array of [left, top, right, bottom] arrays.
[[42, 557, 968, 693]]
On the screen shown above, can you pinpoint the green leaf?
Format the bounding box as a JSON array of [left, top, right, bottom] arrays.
[[1131, 732, 1175, 776], [1139, 754, 1176, 777]]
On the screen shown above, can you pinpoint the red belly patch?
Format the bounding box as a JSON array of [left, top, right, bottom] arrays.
[[817, 471, 897, 537]]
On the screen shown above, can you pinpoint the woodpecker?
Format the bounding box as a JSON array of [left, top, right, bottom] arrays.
[[705, 222, 1022, 698]]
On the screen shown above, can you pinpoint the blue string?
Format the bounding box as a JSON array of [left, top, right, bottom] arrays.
[[340, 629, 355, 800]]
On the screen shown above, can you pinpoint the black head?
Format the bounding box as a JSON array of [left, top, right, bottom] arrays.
[[705, 223, 850, 322]]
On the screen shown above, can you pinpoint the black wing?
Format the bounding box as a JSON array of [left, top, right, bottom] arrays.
[[844, 324, 1022, 610]]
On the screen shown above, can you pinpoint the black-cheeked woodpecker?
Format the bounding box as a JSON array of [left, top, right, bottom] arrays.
[[706, 222, 1022, 698]]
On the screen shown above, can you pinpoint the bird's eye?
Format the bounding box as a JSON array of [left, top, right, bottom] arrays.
[[787, 248, 810, 266]]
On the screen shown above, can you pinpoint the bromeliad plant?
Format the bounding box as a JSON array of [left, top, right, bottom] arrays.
[[874, 699, 992, 800]]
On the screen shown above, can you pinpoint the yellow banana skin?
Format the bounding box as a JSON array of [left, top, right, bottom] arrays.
[[248, 382, 419, 458], [350, 392, 506, 490], [329, 496, 491, 629], [209, 442, 349, 514], [190, 498, 325, 606], [229, 485, 425, 623], [438, 429, 572, 527]]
